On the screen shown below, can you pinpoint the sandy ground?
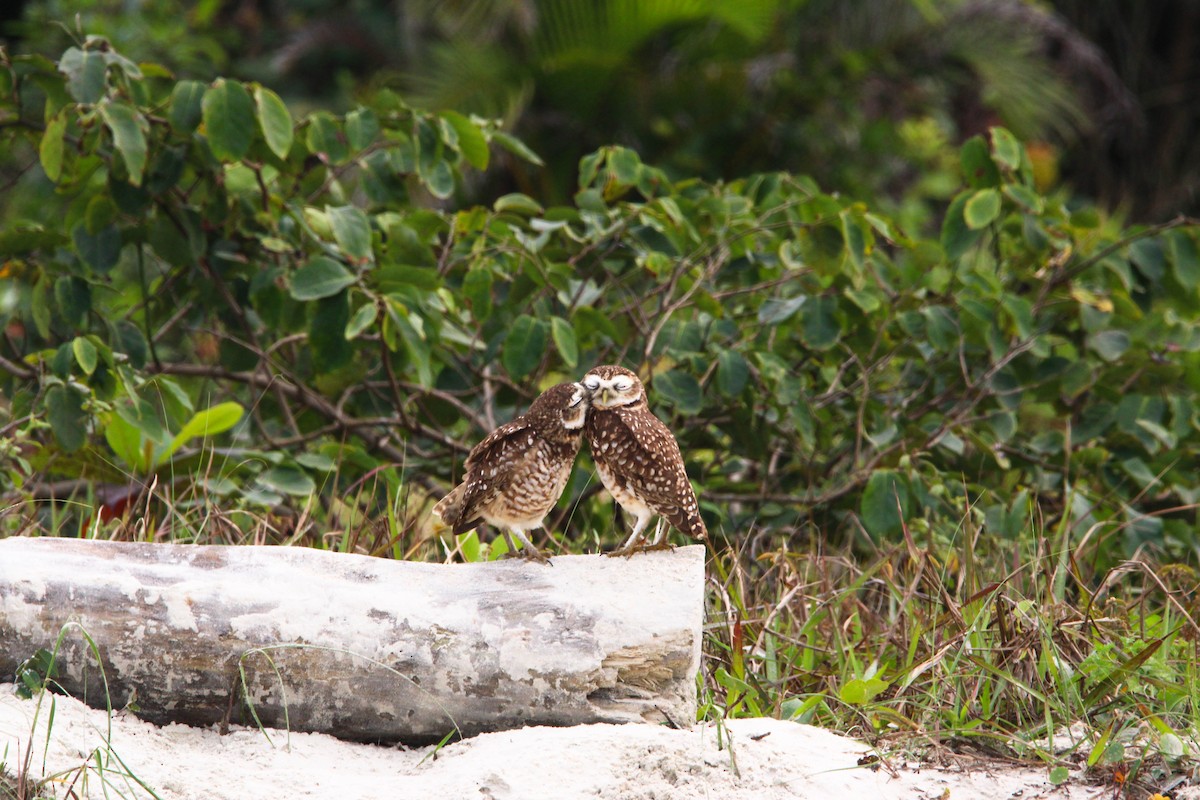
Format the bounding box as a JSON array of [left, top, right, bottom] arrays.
[[0, 684, 1111, 800]]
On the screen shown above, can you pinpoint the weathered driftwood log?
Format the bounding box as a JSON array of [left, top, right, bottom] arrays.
[[0, 538, 704, 743]]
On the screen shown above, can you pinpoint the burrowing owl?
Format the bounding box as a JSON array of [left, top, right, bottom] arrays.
[[433, 383, 589, 563], [581, 365, 707, 556]]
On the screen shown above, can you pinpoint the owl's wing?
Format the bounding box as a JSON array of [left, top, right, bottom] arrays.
[[451, 417, 540, 532], [610, 407, 707, 538]]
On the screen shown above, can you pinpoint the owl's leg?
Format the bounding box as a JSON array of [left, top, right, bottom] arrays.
[[642, 517, 676, 552], [506, 528, 551, 564], [606, 510, 653, 557]]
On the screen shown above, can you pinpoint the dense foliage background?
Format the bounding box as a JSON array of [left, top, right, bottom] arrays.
[[3, 2, 1200, 780]]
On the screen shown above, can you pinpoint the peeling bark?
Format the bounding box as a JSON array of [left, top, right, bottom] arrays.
[[0, 538, 704, 743]]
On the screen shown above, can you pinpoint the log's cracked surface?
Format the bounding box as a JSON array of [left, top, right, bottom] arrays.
[[0, 538, 704, 743]]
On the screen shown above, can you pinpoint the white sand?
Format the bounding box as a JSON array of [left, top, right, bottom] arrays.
[[0, 685, 1086, 799]]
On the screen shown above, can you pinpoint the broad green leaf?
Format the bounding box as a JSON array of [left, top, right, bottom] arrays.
[[758, 295, 805, 325], [59, 47, 106, 104], [425, 160, 455, 199], [941, 191, 983, 259], [1168, 230, 1199, 291], [463, 267, 493, 319], [839, 677, 890, 705], [345, 107, 379, 151], [860, 469, 909, 539], [39, 111, 67, 182], [345, 302, 378, 340], [105, 412, 148, 472], [306, 111, 348, 163], [327, 205, 373, 265], [46, 385, 86, 452], [72, 336, 98, 375], [164, 401, 244, 461], [72, 222, 122, 273], [1048, 767, 1070, 786], [609, 147, 640, 184], [503, 315, 548, 380], [655, 370, 703, 415], [550, 317, 578, 368], [290, 256, 356, 301], [717, 349, 750, 396], [54, 276, 91, 328], [990, 126, 1023, 171], [254, 85, 293, 159], [492, 130, 544, 166], [1088, 330, 1131, 362], [1130, 237, 1166, 283], [99, 101, 148, 184], [964, 188, 1001, 229], [441, 110, 489, 170], [169, 80, 206, 133], [494, 193, 543, 216], [959, 135, 999, 188], [386, 301, 433, 386], [801, 295, 842, 350], [202, 79, 257, 162], [257, 467, 316, 496]]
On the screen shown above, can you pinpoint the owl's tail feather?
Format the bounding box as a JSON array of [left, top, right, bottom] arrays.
[[432, 484, 466, 528], [665, 506, 710, 545]]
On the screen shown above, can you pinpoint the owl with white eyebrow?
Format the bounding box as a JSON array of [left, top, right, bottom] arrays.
[[433, 382, 590, 563], [580, 365, 707, 556]]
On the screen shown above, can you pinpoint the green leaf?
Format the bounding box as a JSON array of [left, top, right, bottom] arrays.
[[1130, 237, 1166, 283], [54, 276, 91, 328], [655, 370, 703, 415], [463, 267, 493, 319], [717, 349, 750, 396], [327, 205, 373, 265], [312, 293, 353, 372], [46, 385, 87, 453], [990, 126, 1023, 171], [838, 677, 890, 705], [550, 316, 578, 368], [425, 159, 455, 199], [860, 470, 909, 539], [492, 130, 544, 166], [257, 467, 316, 496], [290, 256, 356, 300], [1088, 330, 1131, 362], [964, 188, 1002, 230], [164, 402, 244, 462], [941, 191, 984, 260], [345, 302, 378, 340], [345, 107, 379, 151], [757, 296, 805, 325], [1168, 231, 1199, 291], [169, 80, 206, 133], [502, 315, 548, 380], [441, 110, 489, 170], [306, 111, 348, 164], [959, 135, 1000, 188], [254, 85, 293, 159], [801, 295, 842, 350], [493, 193, 544, 216], [1048, 767, 1069, 786], [105, 412, 149, 471], [202, 79, 257, 162], [99, 101, 148, 185], [59, 47, 106, 104], [39, 110, 67, 182], [385, 300, 433, 386], [72, 336, 98, 375], [72, 222, 122, 273]]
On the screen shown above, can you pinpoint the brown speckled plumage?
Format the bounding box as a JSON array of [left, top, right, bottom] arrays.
[[433, 383, 588, 562], [581, 365, 707, 555]]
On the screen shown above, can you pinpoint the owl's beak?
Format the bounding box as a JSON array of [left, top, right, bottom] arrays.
[[598, 387, 611, 406]]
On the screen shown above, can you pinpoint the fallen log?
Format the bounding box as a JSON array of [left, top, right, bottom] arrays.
[[0, 537, 704, 743]]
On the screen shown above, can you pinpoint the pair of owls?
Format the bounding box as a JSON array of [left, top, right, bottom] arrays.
[[433, 365, 707, 562]]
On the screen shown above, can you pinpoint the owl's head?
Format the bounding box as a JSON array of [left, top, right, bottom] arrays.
[[527, 382, 590, 433], [581, 365, 646, 410]]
